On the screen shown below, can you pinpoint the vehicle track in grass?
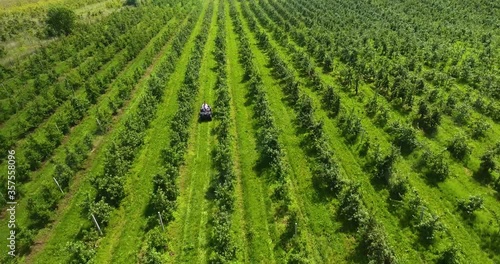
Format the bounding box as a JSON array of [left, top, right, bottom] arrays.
[[163, 1, 217, 263]]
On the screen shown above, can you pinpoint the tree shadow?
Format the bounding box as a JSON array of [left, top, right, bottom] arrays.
[[346, 237, 370, 264], [334, 208, 358, 234], [310, 174, 340, 203], [472, 169, 493, 185]]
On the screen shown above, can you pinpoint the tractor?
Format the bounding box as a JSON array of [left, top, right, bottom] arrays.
[[199, 102, 212, 121]]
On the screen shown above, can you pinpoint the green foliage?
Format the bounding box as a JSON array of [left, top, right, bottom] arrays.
[[323, 52, 333, 72], [53, 163, 73, 190], [452, 103, 471, 126], [126, 0, 139, 6], [447, 134, 472, 161], [494, 178, 500, 196], [362, 217, 397, 264], [372, 147, 399, 185], [420, 149, 450, 182], [66, 240, 96, 264], [96, 107, 112, 134], [209, 210, 236, 262], [88, 199, 113, 227], [389, 177, 408, 201], [388, 121, 418, 154], [438, 244, 462, 264], [339, 184, 368, 228], [469, 120, 491, 139], [457, 195, 483, 217], [0, 46, 6, 58], [26, 185, 61, 227], [416, 212, 442, 244], [322, 86, 341, 117], [366, 95, 379, 117], [339, 110, 364, 143], [0, 134, 11, 160], [150, 171, 178, 223], [296, 94, 315, 129], [139, 227, 168, 264], [416, 100, 441, 134], [16, 227, 37, 255], [315, 158, 343, 193], [46, 7, 76, 37], [477, 150, 497, 182], [375, 106, 390, 127]]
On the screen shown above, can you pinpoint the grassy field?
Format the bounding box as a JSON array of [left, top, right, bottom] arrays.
[[0, 0, 123, 66], [1, 0, 499, 263]]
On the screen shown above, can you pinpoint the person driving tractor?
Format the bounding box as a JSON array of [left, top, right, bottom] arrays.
[[201, 101, 210, 112]]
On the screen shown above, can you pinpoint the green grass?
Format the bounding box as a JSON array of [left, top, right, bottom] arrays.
[[91, 14, 196, 264], [0, 17, 183, 254], [225, 0, 275, 262], [233, 0, 353, 262], [1, 0, 121, 67], [248, 0, 498, 262], [164, 1, 218, 263], [3, 0, 499, 263], [19, 10, 190, 264]]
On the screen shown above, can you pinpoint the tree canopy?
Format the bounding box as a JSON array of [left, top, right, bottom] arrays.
[[46, 7, 76, 37]]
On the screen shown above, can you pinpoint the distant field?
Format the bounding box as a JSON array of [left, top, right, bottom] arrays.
[[0, 0, 123, 65], [0, 0, 61, 10]]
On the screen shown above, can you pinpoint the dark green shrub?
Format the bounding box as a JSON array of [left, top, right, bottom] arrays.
[[66, 240, 96, 264], [416, 101, 441, 134], [476, 151, 496, 182], [46, 7, 76, 37], [453, 104, 470, 126], [366, 95, 379, 117], [91, 174, 125, 207], [389, 177, 408, 200], [420, 149, 450, 182], [373, 147, 399, 185], [362, 217, 397, 264], [53, 163, 73, 190], [323, 53, 333, 72], [376, 106, 390, 127], [322, 86, 340, 117], [339, 111, 363, 143], [447, 134, 472, 161], [438, 244, 462, 264], [457, 195, 483, 217], [339, 184, 368, 228], [296, 94, 314, 129], [416, 213, 442, 244], [388, 121, 418, 154], [469, 120, 491, 139]]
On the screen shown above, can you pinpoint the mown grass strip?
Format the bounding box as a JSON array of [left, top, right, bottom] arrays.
[[225, 0, 276, 262], [234, 0, 352, 262], [138, 1, 215, 263]]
